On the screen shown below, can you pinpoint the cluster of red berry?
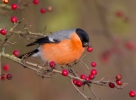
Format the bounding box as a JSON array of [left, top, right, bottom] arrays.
[[0, 50, 19, 80], [115, 10, 129, 23], [72, 66, 97, 87], [0, 16, 18, 35], [3, 0, 52, 14], [71, 57, 97, 87], [101, 38, 135, 64], [0, 64, 12, 80], [33, 0, 53, 13], [109, 74, 122, 88], [48, 46, 135, 98], [109, 74, 135, 97]]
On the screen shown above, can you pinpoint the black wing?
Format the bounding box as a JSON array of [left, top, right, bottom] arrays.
[[26, 36, 60, 46], [18, 49, 39, 59]]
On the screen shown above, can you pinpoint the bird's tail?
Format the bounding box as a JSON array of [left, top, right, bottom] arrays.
[[18, 49, 39, 59]]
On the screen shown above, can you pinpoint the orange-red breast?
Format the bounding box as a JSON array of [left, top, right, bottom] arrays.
[[18, 28, 90, 65]]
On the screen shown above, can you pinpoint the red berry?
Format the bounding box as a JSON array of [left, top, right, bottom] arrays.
[[73, 79, 77, 85], [33, 0, 39, 5], [11, 16, 18, 23], [3, 64, 10, 71], [80, 74, 86, 79], [116, 80, 122, 85], [91, 62, 97, 67], [109, 82, 115, 88], [6, 74, 12, 80], [89, 74, 95, 80], [76, 80, 83, 87], [0, 29, 6, 35], [11, 4, 18, 10], [40, 8, 46, 14], [129, 90, 136, 97], [49, 61, 56, 68], [1, 75, 6, 80], [116, 74, 122, 81], [3, 0, 9, 4], [115, 11, 124, 18], [125, 41, 135, 51], [13, 50, 20, 57], [62, 70, 69, 76], [85, 77, 90, 81], [91, 69, 97, 75], [87, 46, 93, 52]]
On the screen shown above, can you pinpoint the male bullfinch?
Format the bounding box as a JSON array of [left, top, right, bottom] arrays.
[[18, 28, 90, 65]]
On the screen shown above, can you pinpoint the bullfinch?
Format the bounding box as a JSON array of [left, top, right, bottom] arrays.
[[18, 28, 90, 65]]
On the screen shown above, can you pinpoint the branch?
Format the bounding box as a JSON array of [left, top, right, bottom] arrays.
[[1, 52, 128, 87], [7, 30, 46, 37], [0, 1, 32, 11], [0, 22, 20, 47]]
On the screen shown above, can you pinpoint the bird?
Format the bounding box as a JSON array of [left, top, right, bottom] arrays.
[[18, 28, 90, 65]]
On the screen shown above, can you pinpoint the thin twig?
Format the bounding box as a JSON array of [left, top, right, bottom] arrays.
[[79, 62, 88, 73], [71, 79, 91, 100], [69, 68, 79, 77], [80, 60, 90, 70], [87, 84, 99, 100], [0, 22, 19, 47], [0, 10, 10, 18], [80, 53, 87, 61]]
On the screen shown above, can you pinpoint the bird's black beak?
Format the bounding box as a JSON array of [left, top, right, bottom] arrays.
[[83, 42, 89, 47]]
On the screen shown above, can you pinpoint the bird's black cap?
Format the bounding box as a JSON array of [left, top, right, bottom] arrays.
[[76, 28, 89, 47]]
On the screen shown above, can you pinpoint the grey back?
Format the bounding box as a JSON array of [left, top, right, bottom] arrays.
[[48, 29, 76, 42]]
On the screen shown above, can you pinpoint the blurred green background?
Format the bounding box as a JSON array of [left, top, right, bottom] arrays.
[[0, 0, 136, 100]]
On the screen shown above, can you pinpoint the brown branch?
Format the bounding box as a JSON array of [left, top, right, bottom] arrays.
[[0, 26, 46, 48], [0, 1, 32, 11], [0, 52, 128, 88], [7, 30, 46, 37], [0, 52, 128, 100]]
